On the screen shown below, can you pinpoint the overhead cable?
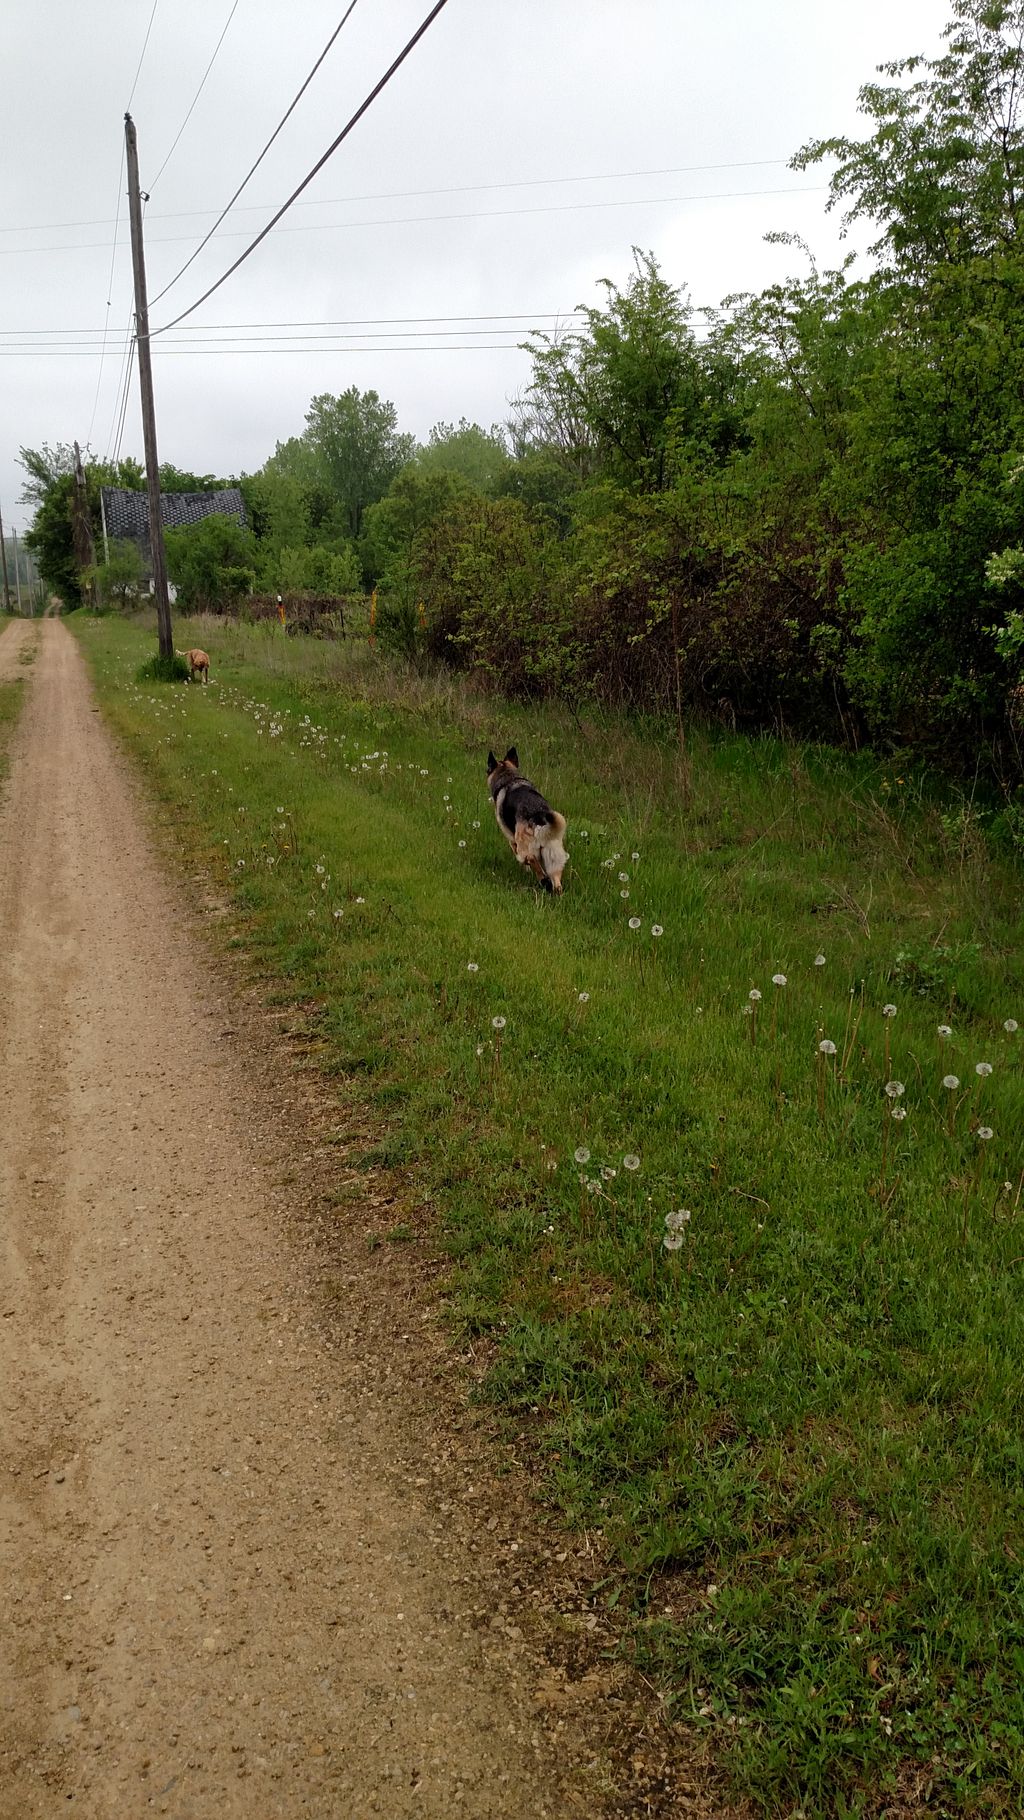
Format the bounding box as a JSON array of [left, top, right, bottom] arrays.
[[153, 0, 452, 336], [149, 0, 241, 191], [0, 159, 795, 236], [150, 0, 362, 307]]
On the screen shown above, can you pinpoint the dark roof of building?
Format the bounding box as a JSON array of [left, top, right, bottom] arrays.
[[100, 486, 247, 546]]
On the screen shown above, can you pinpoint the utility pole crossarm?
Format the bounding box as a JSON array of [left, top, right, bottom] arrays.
[[125, 112, 173, 660]]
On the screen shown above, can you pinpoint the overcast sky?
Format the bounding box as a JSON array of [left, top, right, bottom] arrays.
[[1, 0, 948, 533]]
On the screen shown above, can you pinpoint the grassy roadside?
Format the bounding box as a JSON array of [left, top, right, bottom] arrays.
[[0, 678, 24, 780], [75, 611, 1024, 1817]]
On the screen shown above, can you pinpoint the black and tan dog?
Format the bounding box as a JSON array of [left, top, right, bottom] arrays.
[[487, 747, 568, 894]]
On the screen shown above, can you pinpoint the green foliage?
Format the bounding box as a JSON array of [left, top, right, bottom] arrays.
[[794, 1, 1024, 274], [266, 387, 415, 542], [415, 418, 510, 493], [266, 542, 361, 596], [87, 538, 146, 612], [135, 650, 190, 683], [164, 514, 256, 613]]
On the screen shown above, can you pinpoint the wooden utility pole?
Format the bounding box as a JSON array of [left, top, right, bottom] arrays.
[[12, 529, 22, 612], [124, 112, 173, 660], [0, 499, 11, 614]]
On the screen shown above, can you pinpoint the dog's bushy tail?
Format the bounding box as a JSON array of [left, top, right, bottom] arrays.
[[539, 811, 568, 892]]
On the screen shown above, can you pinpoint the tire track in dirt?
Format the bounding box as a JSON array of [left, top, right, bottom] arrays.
[[0, 621, 638, 1819]]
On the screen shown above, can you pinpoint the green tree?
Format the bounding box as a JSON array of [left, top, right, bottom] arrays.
[[520, 250, 740, 492], [164, 515, 256, 613], [415, 419, 510, 493], [299, 388, 415, 539], [794, 1, 1024, 274], [87, 538, 146, 612]]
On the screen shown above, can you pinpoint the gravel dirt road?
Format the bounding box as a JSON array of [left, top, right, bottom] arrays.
[[0, 620, 713, 1819]]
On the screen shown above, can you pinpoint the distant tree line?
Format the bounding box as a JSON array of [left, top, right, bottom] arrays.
[[20, 2, 1024, 816]]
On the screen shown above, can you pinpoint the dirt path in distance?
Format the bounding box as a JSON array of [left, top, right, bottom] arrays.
[[0, 621, 721, 1820]]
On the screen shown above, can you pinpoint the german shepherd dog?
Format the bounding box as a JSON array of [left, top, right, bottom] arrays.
[[177, 647, 210, 684], [487, 748, 568, 894]]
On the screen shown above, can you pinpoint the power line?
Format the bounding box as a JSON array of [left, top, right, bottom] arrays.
[[0, 344, 538, 359], [84, 143, 128, 446], [150, 0, 363, 308], [148, 0, 241, 191], [0, 185, 826, 260], [0, 311, 590, 336], [0, 158, 796, 237], [126, 0, 161, 111], [154, 0, 453, 335]]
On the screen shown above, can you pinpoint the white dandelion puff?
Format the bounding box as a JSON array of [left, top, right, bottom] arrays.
[[664, 1210, 691, 1231], [772, 973, 788, 987], [628, 916, 642, 930], [814, 953, 826, 967], [976, 1062, 993, 1077], [978, 1126, 994, 1141], [818, 1039, 837, 1055], [937, 1024, 953, 1038], [749, 988, 762, 1003], [578, 991, 590, 1003], [943, 1074, 960, 1090], [663, 1232, 685, 1252], [882, 1004, 897, 1019], [890, 1105, 908, 1121], [623, 1154, 641, 1172], [574, 1146, 591, 1165], [1004, 1019, 1019, 1034], [467, 962, 479, 973], [651, 925, 664, 938], [492, 1015, 507, 1030], [885, 1080, 905, 1098]]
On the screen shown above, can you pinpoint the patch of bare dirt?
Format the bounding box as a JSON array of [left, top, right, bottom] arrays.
[[0, 622, 736, 1819]]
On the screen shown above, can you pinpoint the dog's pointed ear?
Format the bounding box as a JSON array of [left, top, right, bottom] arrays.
[[487, 750, 498, 772], [504, 746, 519, 768]]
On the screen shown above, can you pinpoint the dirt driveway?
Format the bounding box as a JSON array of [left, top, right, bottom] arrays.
[[1, 621, 697, 1818]]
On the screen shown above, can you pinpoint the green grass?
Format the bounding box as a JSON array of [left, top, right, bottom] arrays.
[[0, 677, 24, 779], [74, 611, 1024, 1817]]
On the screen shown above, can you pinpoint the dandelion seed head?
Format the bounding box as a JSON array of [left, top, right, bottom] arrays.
[[1005, 1018, 1019, 1033], [885, 1080, 905, 1098], [818, 1039, 837, 1055], [623, 1154, 641, 1172], [665, 1210, 691, 1231], [631, 850, 640, 861], [651, 925, 664, 937], [458, 839, 467, 849], [574, 1146, 591, 1165], [882, 1004, 897, 1019], [943, 1074, 960, 1090], [937, 1024, 953, 1037], [628, 916, 642, 930], [467, 961, 479, 973], [814, 953, 826, 967], [601, 1166, 616, 1181], [492, 1015, 507, 1030], [976, 1061, 993, 1077], [620, 889, 630, 899], [749, 988, 762, 1002], [663, 1232, 685, 1252], [619, 872, 629, 882], [978, 1126, 994, 1141], [578, 990, 590, 1003], [890, 1105, 907, 1121], [772, 973, 788, 987]]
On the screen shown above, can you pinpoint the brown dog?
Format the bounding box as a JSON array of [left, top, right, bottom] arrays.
[[178, 647, 210, 684]]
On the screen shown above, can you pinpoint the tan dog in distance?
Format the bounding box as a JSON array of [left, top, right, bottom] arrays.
[[177, 647, 210, 684]]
